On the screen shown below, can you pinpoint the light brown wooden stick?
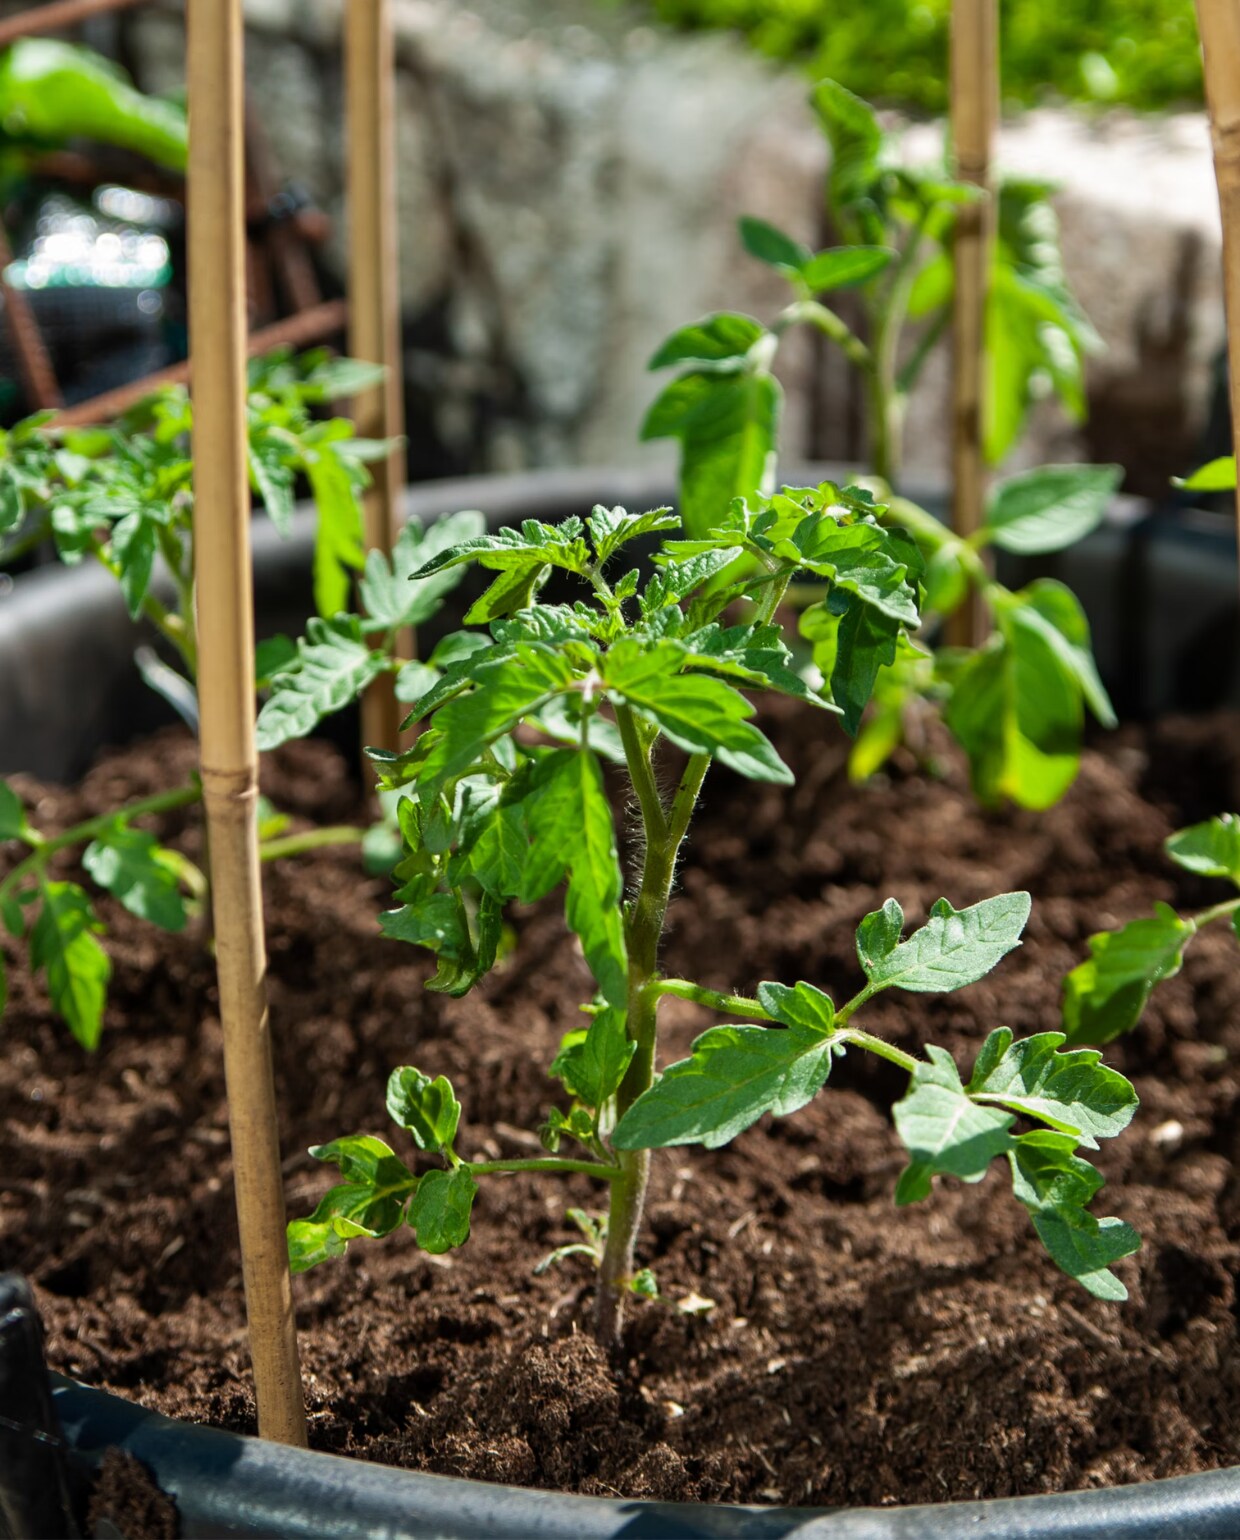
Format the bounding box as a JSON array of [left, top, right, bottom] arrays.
[[1197, 0, 1240, 574], [187, 0, 306, 1449], [947, 0, 998, 649], [346, 0, 410, 762]]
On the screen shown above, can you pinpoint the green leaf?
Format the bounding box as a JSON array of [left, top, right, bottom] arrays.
[[642, 372, 782, 541], [812, 78, 884, 236], [408, 517, 590, 582], [613, 1019, 838, 1151], [649, 313, 767, 370], [523, 750, 628, 1008], [862, 892, 1031, 994], [800, 245, 895, 293], [408, 1166, 478, 1253], [1008, 1131, 1140, 1300], [359, 509, 487, 632], [254, 634, 298, 688], [31, 881, 111, 1050], [386, 1066, 462, 1155], [556, 1006, 635, 1108], [255, 615, 389, 752], [586, 504, 679, 565], [679, 622, 840, 714], [248, 437, 296, 536], [965, 1027, 1138, 1150], [945, 622, 1083, 810], [755, 979, 835, 1035], [605, 641, 791, 784], [783, 517, 921, 624], [0, 780, 27, 840], [1165, 814, 1240, 885], [110, 512, 157, 620], [0, 465, 22, 535], [83, 824, 187, 932], [855, 897, 904, 972], [984, 464, 1120, 555], [286, 1136, 417, 1272], [1061, 903, 1196, 1047], [417, 647, 575, 795], [893, 1047, 1015, 1204], [306, 444, 367, 618], [824, 596, 903, 737], [738, 216, 810, 273], [1177, 456, 1236, 493], [380, 892, 475, 994], [1007, 580, 1115, 728]]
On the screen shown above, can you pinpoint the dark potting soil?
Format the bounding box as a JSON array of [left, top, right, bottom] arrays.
[[5, 709, 1240, 1510]]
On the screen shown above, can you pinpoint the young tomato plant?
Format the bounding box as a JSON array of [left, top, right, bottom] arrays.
[[0, 350, 480, 1048], [639, 80, 1117, 811], [289, 483, 1141, 1344]]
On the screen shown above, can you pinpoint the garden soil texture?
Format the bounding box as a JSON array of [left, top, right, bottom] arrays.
[[4, 707, 1240, 1509]]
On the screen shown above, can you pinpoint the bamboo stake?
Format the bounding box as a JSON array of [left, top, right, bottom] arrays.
[[187, 0, 306, 1448], [946, 0, 998, 648], [346, 0, 409, 760], [1197, 0, 1240, 576]]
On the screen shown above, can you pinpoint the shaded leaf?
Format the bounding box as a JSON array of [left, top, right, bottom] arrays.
[[1061, 903, 1195, 1046], [1008, 1131, 1140, 1300], [1165, 815, 1240, 885], [31, 881, 111, 1050], [386, 1066, 461, 1155], [255, 615, 389, 752], [984, 464, 1120, 555], [83, 824, 187, 932], [408, 1167, 478, 1253]]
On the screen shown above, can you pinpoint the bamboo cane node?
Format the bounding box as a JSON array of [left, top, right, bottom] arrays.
[[1212, 117, 1240, 173], [200, 765, 258, 807]]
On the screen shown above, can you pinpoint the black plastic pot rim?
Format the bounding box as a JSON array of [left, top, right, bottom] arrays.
[[2, 463, 1237, 1538], [43, 1371, 1240, 1540]]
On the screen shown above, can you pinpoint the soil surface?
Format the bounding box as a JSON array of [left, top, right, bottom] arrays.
[[6, 711, 1240, 1509]]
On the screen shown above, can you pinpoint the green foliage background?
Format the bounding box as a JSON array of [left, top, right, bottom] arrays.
[[620, 0, 1202, 113]]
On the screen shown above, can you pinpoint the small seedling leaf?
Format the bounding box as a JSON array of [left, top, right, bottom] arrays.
[[83, 824, 188, 932], [1165, 814, 1240, 886], [30, 881, 111, 1050], [893, 1047, 1015, 1204], [984, 464, 1120, 555], [408, 1167, 478, 1253], [649, 313, 767, 370], [862, 892, 1030, 993], [965, 1028, 1138, 1149], [1061, 903, 1195, 1046], [255, 615, 389, 752], [1007, 1131, 1139, 1300], [613, 1020, 837, 1150], [800, 245, 895, 293], [386, 1067, 461, 1155], [605, 641, 791, 784], [0, 780, 26, 840], [738, 216, 811, 272]]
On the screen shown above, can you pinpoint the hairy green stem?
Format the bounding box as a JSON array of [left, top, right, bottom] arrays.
[[595, 570, 790, 1346], [466, 1157, 620, 1181], [653, 979, 771, 1019], [0, 782, 202, 900], [1192, 897, 1240, 929], [257, 826, 368, 864], [614, 704, 667, 845]]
